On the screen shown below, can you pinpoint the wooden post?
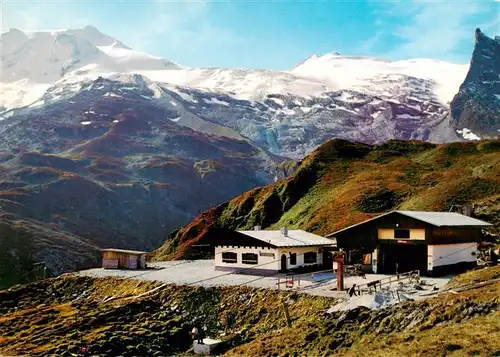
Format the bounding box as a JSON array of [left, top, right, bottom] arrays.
[[281, 297, 292, 328], [334, 252, 345, 292]]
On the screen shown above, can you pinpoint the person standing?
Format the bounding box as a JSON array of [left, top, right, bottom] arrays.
[[191, 326, 201, 344], [199, 325, 207, 344], [348, 284, 358, 297]]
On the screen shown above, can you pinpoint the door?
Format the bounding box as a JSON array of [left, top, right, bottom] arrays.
[[378, 243, 427, 274], [281, 254, 287, 271], [323, 250, 334, 269]]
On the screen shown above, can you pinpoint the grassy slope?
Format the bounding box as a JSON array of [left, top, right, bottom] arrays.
[[0, 216, 99, 290], [227, 266, 500, 357], [0, 277, 332, 356], [154, 139, 500, 260], [0, 267, 499, 357]]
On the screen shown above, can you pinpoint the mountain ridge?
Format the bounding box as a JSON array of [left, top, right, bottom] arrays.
[[153, 138, 500, 260], [0, 25, 469, 108]]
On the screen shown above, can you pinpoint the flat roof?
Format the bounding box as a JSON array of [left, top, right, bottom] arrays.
[[237, 229, 336, 248], [101, 248, 148, 255], [327, 210, 492, 237]]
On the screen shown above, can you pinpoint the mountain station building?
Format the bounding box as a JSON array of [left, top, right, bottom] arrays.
[[213, 227, 336, 274], [326, 211, 492, 276]]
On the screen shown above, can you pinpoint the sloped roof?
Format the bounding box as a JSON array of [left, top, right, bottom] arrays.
[[237, 229, 336, 248], [101, 248, 148, 255], [396, 211, 492, 227], [327, 210, 492, 237]]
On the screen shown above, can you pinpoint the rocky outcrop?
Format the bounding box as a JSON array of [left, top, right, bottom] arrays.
[[450, 28, 500, 137]]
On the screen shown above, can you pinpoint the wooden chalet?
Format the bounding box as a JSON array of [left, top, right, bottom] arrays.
[[327, 211, 492, 276]]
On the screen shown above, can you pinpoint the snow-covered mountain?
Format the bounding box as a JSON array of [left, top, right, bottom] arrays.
[[291, 53, 468, 105], [1, 26, 498, 157], [1, 26, 180, 109]]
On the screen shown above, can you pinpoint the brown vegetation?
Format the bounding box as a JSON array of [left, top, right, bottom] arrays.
[[154, 139, 500, 260]]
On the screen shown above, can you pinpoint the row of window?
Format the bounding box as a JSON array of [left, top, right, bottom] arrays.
[[288, 252, 317, 264], [222, 252, 259, 265], [221, 251, 318, 265], [304, 252, 318, 264]]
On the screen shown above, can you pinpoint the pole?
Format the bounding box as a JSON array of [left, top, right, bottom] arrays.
[[334, 252, 345, 292], [281, 297, 292, 328]]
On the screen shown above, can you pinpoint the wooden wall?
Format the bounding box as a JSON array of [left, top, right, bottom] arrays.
[[102, 251, 144, 269], [428, 227, 482, 244], [333, 212, 483, 250]]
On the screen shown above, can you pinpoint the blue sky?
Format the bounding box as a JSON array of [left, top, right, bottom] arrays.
[[4, 0, 500, 69]]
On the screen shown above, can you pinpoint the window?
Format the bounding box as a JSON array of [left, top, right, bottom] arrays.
[[394, 229, 410, 239], [289, 253, 297, 265], [242, 253, 258, 265], [222, 252, 237, 263], [304, 252, 317, 264]]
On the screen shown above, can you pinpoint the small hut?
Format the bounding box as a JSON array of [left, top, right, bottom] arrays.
[[101, 248, 148, 269]]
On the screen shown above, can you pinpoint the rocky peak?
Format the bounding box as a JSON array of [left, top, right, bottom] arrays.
[[450, 28, 500, 137], [464, 28, 500, 84]]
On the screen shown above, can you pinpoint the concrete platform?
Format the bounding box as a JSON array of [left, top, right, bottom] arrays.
[[193, 338, 221, 355], [78, 260, 452, 297]]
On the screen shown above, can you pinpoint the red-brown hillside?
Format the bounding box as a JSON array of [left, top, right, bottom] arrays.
[[153, 139, 500, 260], [0, 89, 277, 287]]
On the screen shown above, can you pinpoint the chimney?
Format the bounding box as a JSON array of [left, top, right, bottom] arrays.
[[462, 204, 473, 217], [254, 226, 261, 231], [280, 227, 288, 237]]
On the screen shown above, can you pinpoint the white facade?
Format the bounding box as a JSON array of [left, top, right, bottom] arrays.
[[214, 245, 324, 272], [215, 246, 280, 271], [277, 246, 323, 269], [427, 243, 477, 271]]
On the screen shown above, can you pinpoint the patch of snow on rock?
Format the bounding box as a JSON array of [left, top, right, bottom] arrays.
[[174, 90, 196, 103], [397, 114, 421, 119], [278, 108, 295, 115], [457, 128, 481, 141], [270, 97, 285, 106], [203, 97, 230, 106], [104, 92, 121, 97], [327, 287, 412, 312]]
